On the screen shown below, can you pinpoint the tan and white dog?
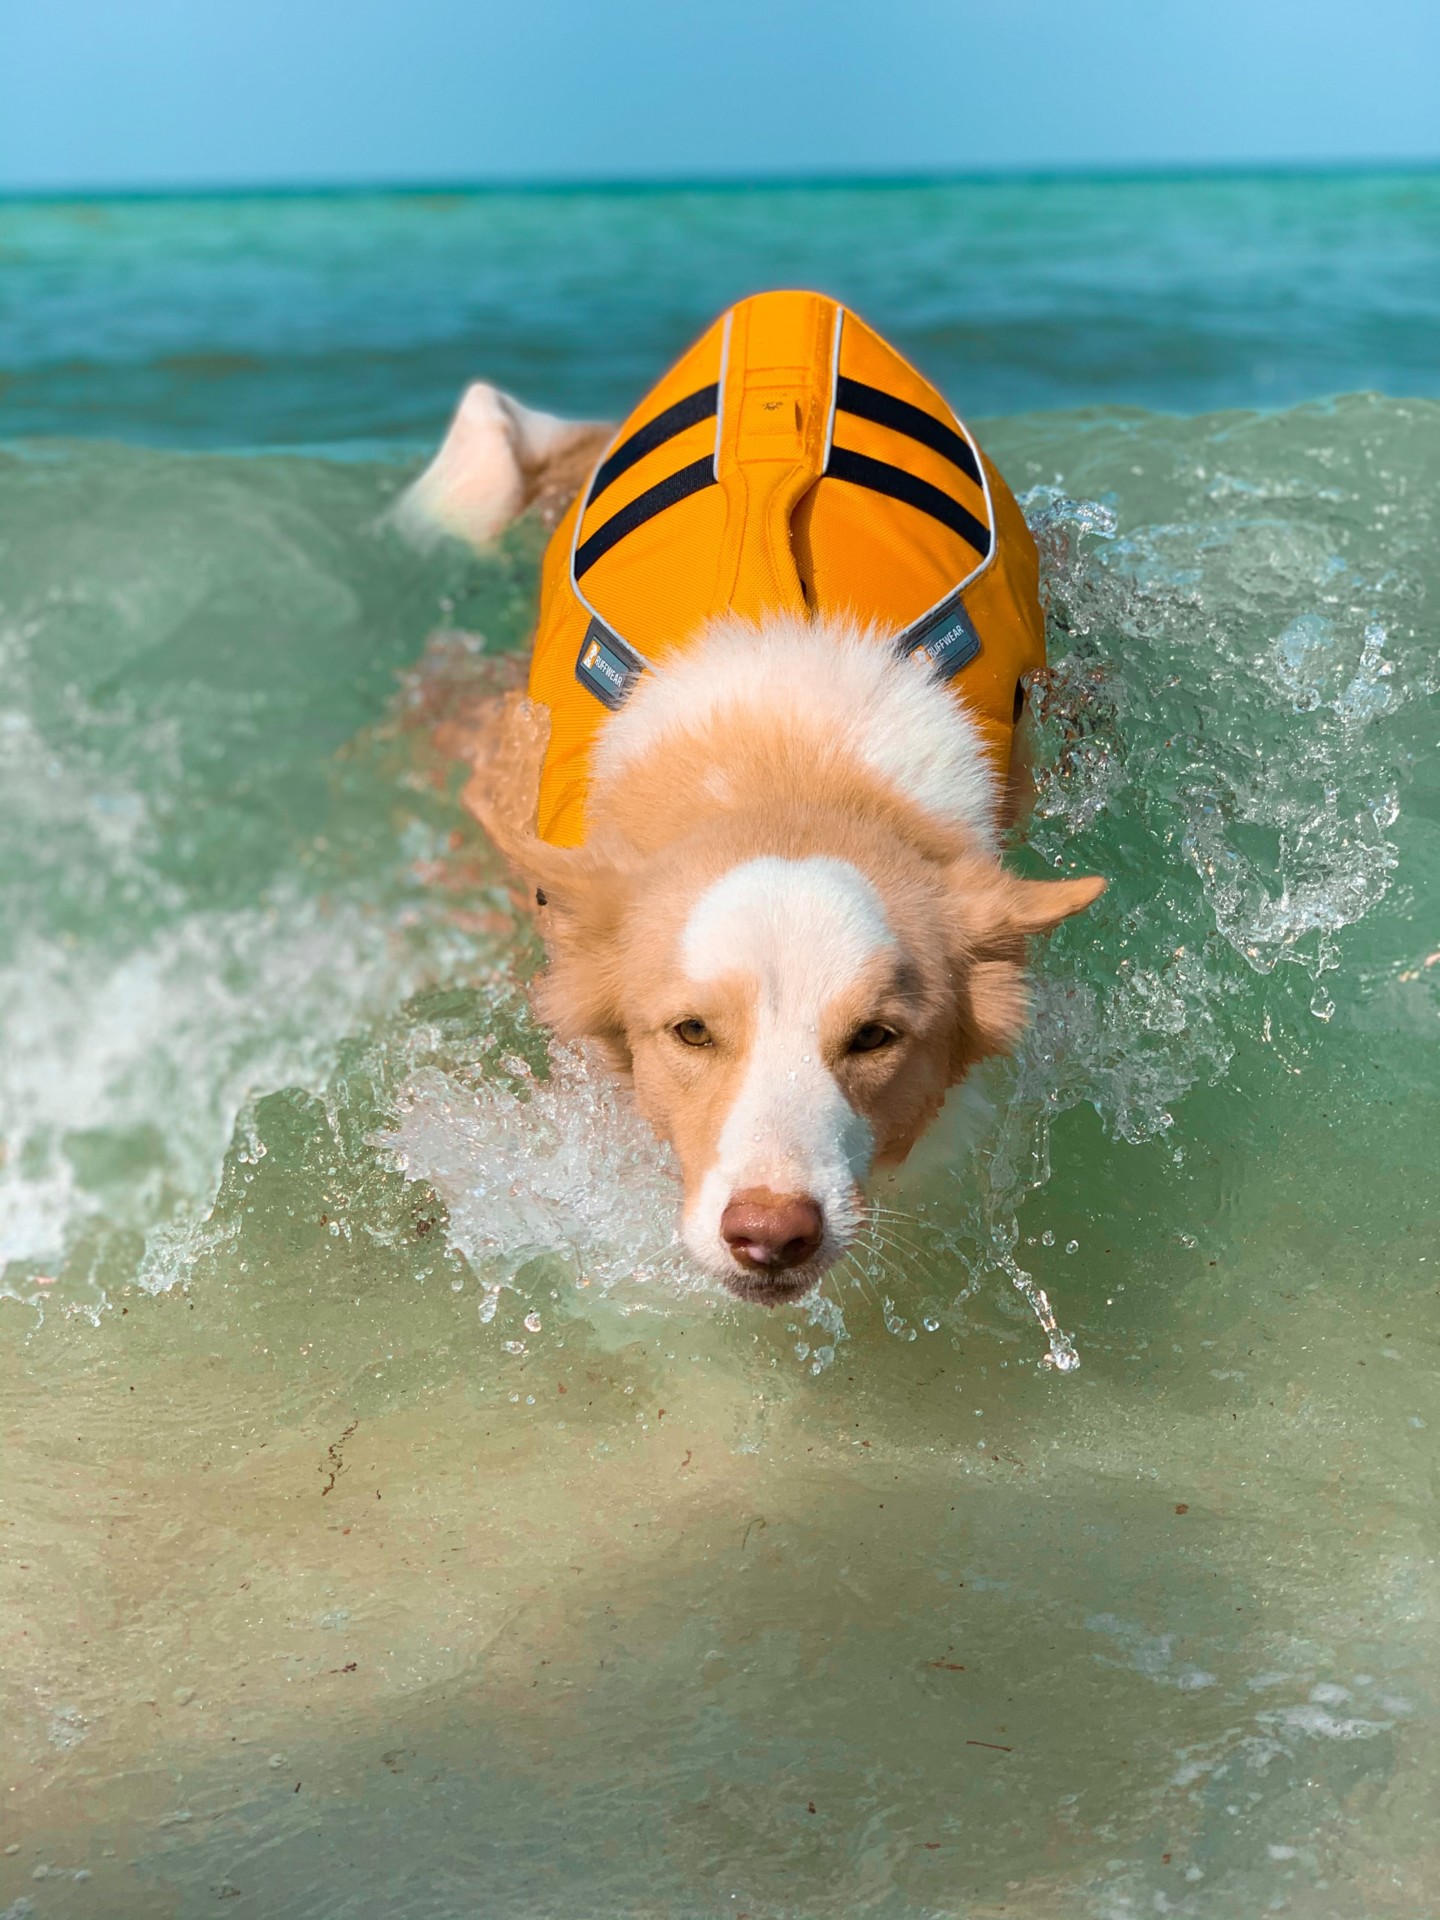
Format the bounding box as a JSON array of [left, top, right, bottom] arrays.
[[401, 293, 1103, 1305]]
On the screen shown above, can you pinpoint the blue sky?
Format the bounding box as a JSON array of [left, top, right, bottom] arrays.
[[1, 0, 1437, 193]]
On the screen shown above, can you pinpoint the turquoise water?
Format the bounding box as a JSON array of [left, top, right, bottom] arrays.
[[5, 171, 1440, 444], [1, 175, 1438, 1919]]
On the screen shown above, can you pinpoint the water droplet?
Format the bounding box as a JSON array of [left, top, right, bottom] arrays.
[[1065, 1239, 1079, 1255], [523, 1310, 542, 1332]]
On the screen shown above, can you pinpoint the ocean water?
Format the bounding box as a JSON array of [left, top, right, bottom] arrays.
[[1, 174, 1438, 1920]]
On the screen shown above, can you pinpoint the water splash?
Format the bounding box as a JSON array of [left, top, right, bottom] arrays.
[[379, 1038, 695, 1315], [1011, 1265, 1082, 1373], [905, 448, 1429, 1361], [0, 894, 449, 1303], [3, 402, 1431, 1368]]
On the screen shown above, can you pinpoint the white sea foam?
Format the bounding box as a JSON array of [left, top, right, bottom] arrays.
[[0, 893, 445, 1300], [379, 1043, 695, 1313]]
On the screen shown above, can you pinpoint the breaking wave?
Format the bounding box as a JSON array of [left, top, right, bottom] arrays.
[[2, 395, 1436, 1365]]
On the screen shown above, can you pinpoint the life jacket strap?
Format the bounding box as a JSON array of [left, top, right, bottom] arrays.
[[587, 384, 719, 506], [827, 447, 991, 560], [574, 455, 717, 580], [834, 375, 982, 488]]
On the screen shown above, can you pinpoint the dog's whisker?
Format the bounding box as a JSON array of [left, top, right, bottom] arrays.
[[866, 1206, 933, 1240], [864, 1201, 947, 1258], [850, 1242, 911, 1305], [864, 1214, 931, 1247], [864, 1214, 928, 1248], [885, 1228, 939, 1264], [836, 1245, 884, 1310], [862, 1219, 936, 1267]]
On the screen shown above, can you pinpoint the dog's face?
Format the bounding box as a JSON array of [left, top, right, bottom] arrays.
[[528, 824, 1102, 1304]]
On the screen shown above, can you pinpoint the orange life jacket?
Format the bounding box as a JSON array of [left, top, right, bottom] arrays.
[[528, 289, 1044, 847]]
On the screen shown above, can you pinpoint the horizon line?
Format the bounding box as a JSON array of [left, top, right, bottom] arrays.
[[2, 155, 1438, 207]]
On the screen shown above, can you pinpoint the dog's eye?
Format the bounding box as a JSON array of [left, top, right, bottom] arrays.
[[673, 1018, 712, 1047], [848, 1022, 896, 1054]]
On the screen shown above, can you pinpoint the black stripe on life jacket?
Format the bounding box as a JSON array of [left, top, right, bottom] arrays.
[[834, 377, 983, 489], [826, 447, 992, 558], [574, 456, 718, 579], [589, 385, 719, 504]]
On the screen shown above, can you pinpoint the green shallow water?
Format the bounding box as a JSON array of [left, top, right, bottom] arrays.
[[2, 180, 1440, 1920]]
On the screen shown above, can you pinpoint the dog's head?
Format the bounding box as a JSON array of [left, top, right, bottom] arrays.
[[521, 815, 1102, 1304]]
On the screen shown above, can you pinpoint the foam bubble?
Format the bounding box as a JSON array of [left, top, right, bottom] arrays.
[[379, 1042, 696, 1312], [0, 892, 459, 1303]]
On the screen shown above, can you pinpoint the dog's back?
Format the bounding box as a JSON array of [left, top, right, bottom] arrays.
[[521, 289, 1045, 847]]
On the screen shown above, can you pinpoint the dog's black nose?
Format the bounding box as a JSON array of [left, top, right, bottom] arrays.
[[721, 1191, 824, 1273]]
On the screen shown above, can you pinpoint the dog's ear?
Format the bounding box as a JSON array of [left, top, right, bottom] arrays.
[[941, 858, 1105, 1071], [521, 835, 639, 1071], [948, 858, 1106, 961], [454, 690, 550, 874]]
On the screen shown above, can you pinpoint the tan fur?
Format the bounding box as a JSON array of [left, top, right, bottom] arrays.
[[449, 687, 553, 878], [442, 710, 1101, 1215], [524, 424, 615, 530], [434, 425, 1104, 1298]]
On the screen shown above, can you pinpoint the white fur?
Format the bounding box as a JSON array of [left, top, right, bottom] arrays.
[[678, 857, 892, 1276], [392, 382, 590, 549], [595, 611, 1000, 849]]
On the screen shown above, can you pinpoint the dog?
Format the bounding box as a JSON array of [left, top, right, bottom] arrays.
[[400, 291, 1104, 1306]]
